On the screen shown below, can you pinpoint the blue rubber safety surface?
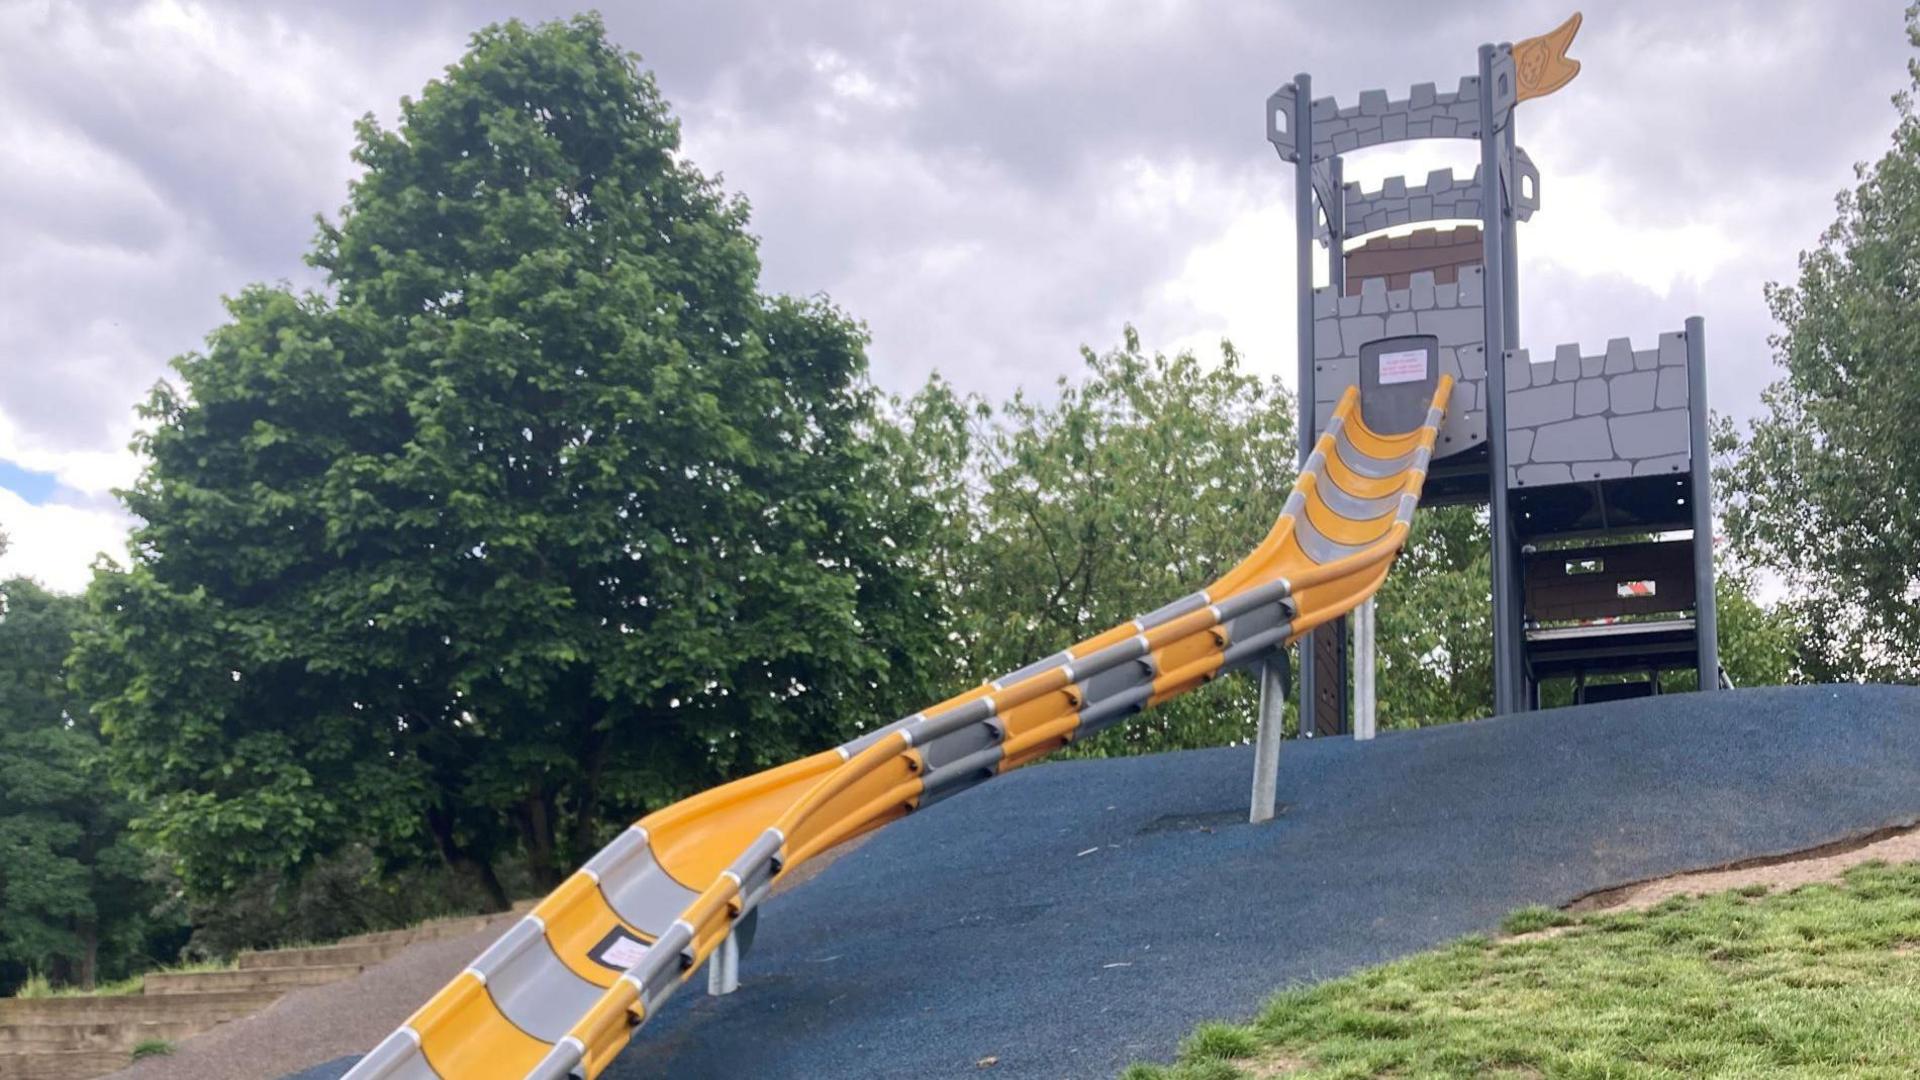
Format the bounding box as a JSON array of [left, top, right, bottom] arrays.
[[292, 684, 1920, 1080]]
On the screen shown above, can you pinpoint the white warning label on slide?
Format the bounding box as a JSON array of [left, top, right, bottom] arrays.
[[1378, 348, 1429, 385], [589, 926, 652, 970], [602, 934, 649, 967]]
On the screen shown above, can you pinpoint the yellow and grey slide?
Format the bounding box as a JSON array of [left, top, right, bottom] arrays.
[[344, 377, 1453, 1080]]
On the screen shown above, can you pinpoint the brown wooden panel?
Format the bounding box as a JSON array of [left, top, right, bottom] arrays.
[[1524, 540, 1697, 622], [1345, 226, 1483, 295], [1310, 618, 1347, 736]]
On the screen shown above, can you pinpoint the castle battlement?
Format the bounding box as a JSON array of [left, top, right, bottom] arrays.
[[1266, 50, 1517, 164]]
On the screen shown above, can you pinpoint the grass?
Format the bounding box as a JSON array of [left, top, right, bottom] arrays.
[[1124, 860, 1920, 1079], [11, 971, 146, 998], [8, 957, 238, 999], [130, 1038, 175, 1060]]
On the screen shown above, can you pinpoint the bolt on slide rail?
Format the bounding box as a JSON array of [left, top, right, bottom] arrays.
[[344, 378, 1452, 1080]]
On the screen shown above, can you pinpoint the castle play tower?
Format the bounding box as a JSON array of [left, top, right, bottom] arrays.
[[1267, 14, 1722, 723]]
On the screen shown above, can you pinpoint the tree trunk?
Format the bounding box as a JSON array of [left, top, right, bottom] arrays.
[[570, 724, 613, 861], [518, 794, 562, 891], [425, 806, 511, 912], [75, 920, 98, 991]]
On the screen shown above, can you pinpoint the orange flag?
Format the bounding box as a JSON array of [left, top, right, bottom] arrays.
[[1514, 13, 1582, 103]]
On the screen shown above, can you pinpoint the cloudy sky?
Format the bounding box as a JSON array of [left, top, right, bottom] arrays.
[[1, 0, 1913, 591]]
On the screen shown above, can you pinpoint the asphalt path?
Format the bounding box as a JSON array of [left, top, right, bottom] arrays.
[[292, 684, 1920, 1079]]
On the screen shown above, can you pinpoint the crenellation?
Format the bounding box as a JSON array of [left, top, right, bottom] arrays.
[[1603, 338, 1634, 375], [1266, 56, 1513, 164], [1506, 351, 1532, 391], [1359, 278, 1389, 314], [1553, 344, 1580, 383], [1318, 150, 1539, 246], [1309, 269, 1487, 452], [1409, 270, 1436, 310], [1504, 336, 1695, 488]]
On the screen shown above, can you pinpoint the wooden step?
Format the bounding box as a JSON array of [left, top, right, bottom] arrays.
[[236, 939, 402, 971], [0, 991, 278, 1023], [142, 964, 364, 996], [0, 1018, 201, 1051], [333, 903, 526, 949], [0, 1049, 131, 1080]]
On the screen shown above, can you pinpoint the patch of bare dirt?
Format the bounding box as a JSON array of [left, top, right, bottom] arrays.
[[1244, 1052, 1311, 1077], [105, 833, 874, 1080], [1568, 821, 1920, 914]]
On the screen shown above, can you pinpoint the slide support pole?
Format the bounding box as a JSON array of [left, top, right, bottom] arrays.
[[707, 930, 740, 996], [1354, 597, 1377, 741], [1250, 653, 1290, 824]]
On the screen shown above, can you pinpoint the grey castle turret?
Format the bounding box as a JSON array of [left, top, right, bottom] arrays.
[[1267, 15, 1720, 725]]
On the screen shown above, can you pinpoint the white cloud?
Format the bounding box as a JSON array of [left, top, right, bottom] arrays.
[[0, 489, 132, 593], [1524, 170, 1744, 296]]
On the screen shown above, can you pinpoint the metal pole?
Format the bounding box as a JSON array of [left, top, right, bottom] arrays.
[[1354, 597, 1377, 740], [1685, 315, 1720, 691], [1249, 654, 1289, 823], [1502, 99, 1520, 350], [706, 930, 740, 996], [1293, 72, 1320, 736], [1477, 45, 1517, 718], [1500, 77, 1526, 714]]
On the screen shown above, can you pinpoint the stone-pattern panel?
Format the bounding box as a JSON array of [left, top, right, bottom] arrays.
[[1312, 267, 1486, 459], [1267, 50, 1516, 164], [1316, 150, 1540, 246], [1504, 332, 1691, 488]]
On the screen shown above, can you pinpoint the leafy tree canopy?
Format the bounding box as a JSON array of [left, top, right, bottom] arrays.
[[0, 577, 172, 993], [1717, 7, 1920, 682], [75, 14, 947, 906]]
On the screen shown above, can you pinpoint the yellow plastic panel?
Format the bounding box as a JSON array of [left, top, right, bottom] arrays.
[[414, 971, 550, 1080]]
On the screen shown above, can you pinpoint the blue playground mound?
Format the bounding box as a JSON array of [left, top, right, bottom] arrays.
[[295, 684, 1920, 1080]]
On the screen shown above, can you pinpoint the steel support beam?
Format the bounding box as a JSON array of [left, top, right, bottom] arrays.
[[1292, 71, 1322, 735], [706, 930, 740, 996], [1478, 44, 1519, 718], [1685, 315, 1720, 691], [1250, 653, 1290, 823], [1354, 598, 1377, 740]]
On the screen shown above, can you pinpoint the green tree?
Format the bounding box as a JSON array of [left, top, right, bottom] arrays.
[[0, 577, 168, 993], [1718, 8, 1920, 682], [75, 15, 946, 907], [1373, 505, 1493, 727], [900, 330, 1300, 753], [1711, 567, 1801, 689]]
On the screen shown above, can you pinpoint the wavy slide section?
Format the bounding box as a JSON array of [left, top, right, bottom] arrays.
[[344, 378, 1453, 1080]]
